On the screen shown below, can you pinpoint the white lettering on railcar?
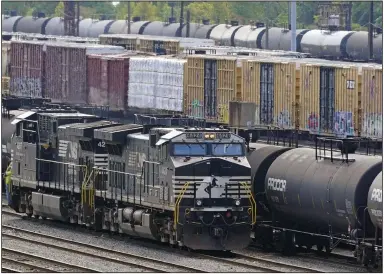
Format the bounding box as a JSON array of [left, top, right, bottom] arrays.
[[371, 188, 383, 203], [267, 178, 287, 192]]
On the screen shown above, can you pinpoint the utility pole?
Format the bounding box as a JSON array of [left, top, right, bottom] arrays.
[[265, 20, 269, 49], [127, 1, 131, 34], [76, 1, 80, 36], [290, 1, 297, 52], [368, 1, 374, 60], [64, 1, 76, 36], [186, 10, 190, 37], [179, 1, 184, 37]]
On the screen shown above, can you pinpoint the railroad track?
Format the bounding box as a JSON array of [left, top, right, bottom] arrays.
[[2, 204, 357, 273], [2, 224, 206, 273], [2, 248, 99, 273], [231, 251, 322, 272]]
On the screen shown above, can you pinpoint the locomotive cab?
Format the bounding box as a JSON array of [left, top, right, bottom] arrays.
[[163, 128, 256, 250]]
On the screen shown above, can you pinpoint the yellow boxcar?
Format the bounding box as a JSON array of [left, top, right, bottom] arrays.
[[360, 66, 383, 139], [299, 63, 359, 137], [184, 55, 239, 124], [241, 59, 297, 129], [138, 37, 180, 55], [99, 34, 138, 51]]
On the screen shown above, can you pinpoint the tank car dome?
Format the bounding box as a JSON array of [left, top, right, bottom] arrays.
[[44, 17, 65, 36], [2, 16, 23, 32], [141, 21, 164, 36], [88, 20, 115, 37], [265, 148, 382, 235], [367, 171, 383, 230]]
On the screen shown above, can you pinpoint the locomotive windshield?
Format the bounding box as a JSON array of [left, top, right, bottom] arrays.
[[173, 143, 207, 156], [212, 143, 243, 156]]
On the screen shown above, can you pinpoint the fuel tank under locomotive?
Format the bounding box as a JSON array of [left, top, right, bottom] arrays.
[[265, 148, 382, 237]]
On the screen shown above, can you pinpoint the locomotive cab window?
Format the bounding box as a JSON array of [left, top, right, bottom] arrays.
[[173, 143, 207, 156], [212, 143, 244, 156]]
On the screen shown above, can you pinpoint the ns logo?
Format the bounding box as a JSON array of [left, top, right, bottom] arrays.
[[371, 188, 382, 203], [267, 178, 287, 192]]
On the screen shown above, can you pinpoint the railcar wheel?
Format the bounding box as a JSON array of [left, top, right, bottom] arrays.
[[26, 213, 32, 218], [34, 214, 40, 219]]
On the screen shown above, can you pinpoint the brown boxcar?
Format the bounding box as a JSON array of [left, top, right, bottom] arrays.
[[9, 40, 45, 98], [87, 54, 106, 106], [105, 54, 131, 111], [299, 62, 359, 137], [241, 59, 297, 129], [45, 43, 125, 104], [360, 66, 383, 139]]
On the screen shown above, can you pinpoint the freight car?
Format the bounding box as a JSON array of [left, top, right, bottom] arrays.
[[248, 142, 382, 269], [6, 108, 256, 251], [2, 14, 382, 63]]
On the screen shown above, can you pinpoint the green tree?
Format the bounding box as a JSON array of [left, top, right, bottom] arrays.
[[54, 1, 64, 17], [187, 2, 214, 23]]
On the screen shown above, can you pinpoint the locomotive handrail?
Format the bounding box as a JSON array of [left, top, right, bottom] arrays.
[[174, 181, 190, 229], [35, 158, 89, 184], [240, 181, 257, 225]]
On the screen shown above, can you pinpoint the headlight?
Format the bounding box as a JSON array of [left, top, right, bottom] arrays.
[[235, 199, 241, 206], [196, 199, 202, 206]]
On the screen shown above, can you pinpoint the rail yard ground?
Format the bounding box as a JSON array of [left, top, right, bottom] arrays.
[[2, 203, 375, 273]]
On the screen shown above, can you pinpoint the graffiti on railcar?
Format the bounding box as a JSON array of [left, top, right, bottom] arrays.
[[362, 113, 382, 139], [277, 110, 292, 128], [189, 99, 204, 119], [10, 77, 42, 98], [307, 112, 319, 132], [333, 111, 355, 137], [218, 104, 229, 124]]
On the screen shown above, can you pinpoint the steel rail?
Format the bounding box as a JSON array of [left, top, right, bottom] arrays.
[[2, 225, 207, 273]]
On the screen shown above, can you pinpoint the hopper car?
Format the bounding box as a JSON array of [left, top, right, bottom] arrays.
[[4, 107, 256, 251], [2, 14, 382, 63]]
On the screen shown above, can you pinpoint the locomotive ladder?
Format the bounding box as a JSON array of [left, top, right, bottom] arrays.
[[240, 181, 257, 225], [81, 168, 99, 210], [174, 181, 190, 229]]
